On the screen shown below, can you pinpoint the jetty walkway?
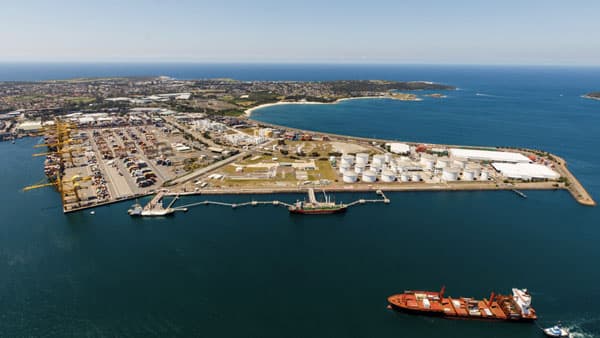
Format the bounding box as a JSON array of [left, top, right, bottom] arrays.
[[140, 188, 390, 215]]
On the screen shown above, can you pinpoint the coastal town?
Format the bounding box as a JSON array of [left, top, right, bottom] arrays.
[[2, 76, 595, 213]]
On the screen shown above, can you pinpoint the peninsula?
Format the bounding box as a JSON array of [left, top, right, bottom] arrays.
[[1, 76, 593, 213], [583, 92, 600, 101]]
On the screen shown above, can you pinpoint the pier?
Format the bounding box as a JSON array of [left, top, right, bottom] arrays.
[[138, 191, 187, 216], [512, 189, 527, 199], [135, 189, 391, 216]]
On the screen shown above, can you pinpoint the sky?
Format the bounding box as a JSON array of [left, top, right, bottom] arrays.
[[1, 0, 599, 65]]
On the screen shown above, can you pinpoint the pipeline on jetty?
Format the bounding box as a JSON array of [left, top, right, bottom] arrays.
[[136, 189, 390, 216]]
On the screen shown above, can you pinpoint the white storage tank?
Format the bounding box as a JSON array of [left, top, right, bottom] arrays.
[[420, 154, 436, 171], [411, 173, 422, 182], [343, 172, 358, 183], [400, 174, 410, 182], [466, 164, 481, 177], [442, 168, 459, 181], [397, 164, 412, 174], [355, 161, 367, 169], [462, 169, 475, 181], [453, 158, 468, 169], [370, 159, 383, 169], [354, 166, 365, 174], [341, 154, 354, 167], [339, 162, 351, 174], [372, 154, 386, 167], [356, 153, 370, 165], [381, 170, 396, 182], [371, 165, 384, 174], [362, 170, 377, 183], [480, 171, 490, 181], [384, 153, 393, 164], [436, 157, 451, 169]]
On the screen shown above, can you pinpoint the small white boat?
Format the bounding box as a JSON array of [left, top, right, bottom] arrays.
[[90, 211, 95, 215], [543, 324, 570, 337], [128, 203, 143, 216]]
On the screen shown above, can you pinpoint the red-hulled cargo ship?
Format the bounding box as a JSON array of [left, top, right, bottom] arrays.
[[387, 287, 537, 322]]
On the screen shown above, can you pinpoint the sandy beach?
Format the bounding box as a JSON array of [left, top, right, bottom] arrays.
[[244, 101, 329, 117], [244, 95, 420, 117]]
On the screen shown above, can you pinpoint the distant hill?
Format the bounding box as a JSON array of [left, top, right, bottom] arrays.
[[326, 80, 454, 94]]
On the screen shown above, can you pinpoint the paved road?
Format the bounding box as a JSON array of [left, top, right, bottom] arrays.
[[163, 117, 220, 149], [169, 151, 249, 185]]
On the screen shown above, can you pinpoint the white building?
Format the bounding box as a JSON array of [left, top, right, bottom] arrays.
[[491, 163, 560, 180], [449, 148, 531, 163], [194, 119, 226, 132], [16, 120, 42, 132], [387, 142, 410, 155]]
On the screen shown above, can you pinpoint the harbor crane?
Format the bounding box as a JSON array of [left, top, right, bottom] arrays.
[[23, 175, 91, 192], [32, 145, 85, 166], [24, 174, 93, 206]]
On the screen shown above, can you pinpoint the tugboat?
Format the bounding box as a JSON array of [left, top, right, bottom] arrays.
[[288, 188, 347, 215], [542, 324, 571, 337], [387, 286, 537, 322]]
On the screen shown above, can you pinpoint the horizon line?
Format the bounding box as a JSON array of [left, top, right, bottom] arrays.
[[1, 60, 600, 68]]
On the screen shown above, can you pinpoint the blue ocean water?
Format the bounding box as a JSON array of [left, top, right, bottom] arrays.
[[1, 64, 600, 337]]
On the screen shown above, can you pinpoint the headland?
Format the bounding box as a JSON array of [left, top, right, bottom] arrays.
[[1, 76, 593, 213], [583, 92, 600, 101]]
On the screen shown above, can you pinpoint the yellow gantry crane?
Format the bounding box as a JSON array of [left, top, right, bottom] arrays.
[[32, 145, 85, 166], [23, 175, 91, 192], [23, 118, 88, 205], [23, 175, 92, 205], [33, 138, 81, 149]]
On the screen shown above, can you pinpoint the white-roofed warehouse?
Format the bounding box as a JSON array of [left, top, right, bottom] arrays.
[[387, 142, 410, 155], [449, 148, 530, 163], [492, 162, 560, 180]]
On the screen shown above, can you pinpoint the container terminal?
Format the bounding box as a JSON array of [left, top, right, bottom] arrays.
[[22, 110, 595, 213]]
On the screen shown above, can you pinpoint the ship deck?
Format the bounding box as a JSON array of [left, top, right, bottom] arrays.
[[388, 290, 535, 321]]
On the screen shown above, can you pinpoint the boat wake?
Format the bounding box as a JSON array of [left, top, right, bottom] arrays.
[[569, 329, 594, 338], [558, 318, 599, 338], [475, 93, 499, 97]]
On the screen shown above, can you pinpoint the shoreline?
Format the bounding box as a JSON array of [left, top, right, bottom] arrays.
[[244, 95, 420, 117], [71, 182, 570, 214]]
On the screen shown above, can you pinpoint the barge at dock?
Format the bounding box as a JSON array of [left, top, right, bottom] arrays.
[[387, 287, 537, 322]]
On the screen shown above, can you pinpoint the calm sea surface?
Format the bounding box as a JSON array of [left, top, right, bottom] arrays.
[[1, 64, 600, 337]]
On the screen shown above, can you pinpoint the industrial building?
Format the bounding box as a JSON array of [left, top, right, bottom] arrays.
[[491, 163, 560, 180], [16, 120, 43, 132], [387, 142, 410, 155], [449, 148, 531, 163]]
